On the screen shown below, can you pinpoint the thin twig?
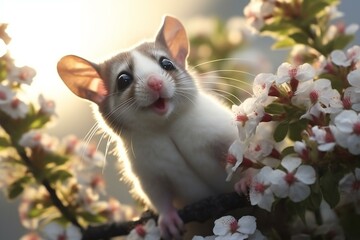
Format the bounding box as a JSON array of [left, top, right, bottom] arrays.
[[16, 148, 85, 232]]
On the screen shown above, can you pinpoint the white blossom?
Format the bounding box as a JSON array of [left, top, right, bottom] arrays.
[[252, 73, 276, 100], [127, 219, 160, 240], [331, 110, 360, 155], [0, 97, 29, 119], [38, 94, 56, 116], [0, 84, 15, 105], [310, 126, 336, 151], [293, 78, 342, 117], [249, 166, 275, 211], [244, 0, 275, 32], [270, 156, 316, 202], [7, 66, 36, 85], [276, 63, 315, 85], [339, 168, 360, 210], [18, 130, 58, 152], [331, 45, 360, 67], [213, 215, 257, 240], [232, 97, 264, 140], [41, 222, 81, 240]]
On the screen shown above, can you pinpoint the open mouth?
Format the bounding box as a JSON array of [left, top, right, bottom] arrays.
[[152, 98, 168, 114]]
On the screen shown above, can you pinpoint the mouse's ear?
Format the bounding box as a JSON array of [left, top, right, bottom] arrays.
[[156, 16, 189, 68], [57, 55, 108, 105]]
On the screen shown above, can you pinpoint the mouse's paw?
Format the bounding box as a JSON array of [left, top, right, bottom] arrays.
[[234, 168, 256, 195], [158, 208, 184, 240]]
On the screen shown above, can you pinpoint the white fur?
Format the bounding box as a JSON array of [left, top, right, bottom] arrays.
[[119, 90, 237, 213]]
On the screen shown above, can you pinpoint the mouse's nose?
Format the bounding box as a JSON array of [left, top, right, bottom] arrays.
[[147, 76, 163, 92]]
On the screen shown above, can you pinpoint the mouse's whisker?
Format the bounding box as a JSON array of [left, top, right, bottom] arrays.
[[203, 88, 242, 105], [197, 75, 253, 87], [200, 81, 253, 97], [190, 58, 258, 71]]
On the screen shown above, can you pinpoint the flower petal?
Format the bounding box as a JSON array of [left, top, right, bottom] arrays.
[[257, 190, 274, 212], [281, 156, 301, 172], [237, 216, 257, 235], [347, 69, 360, 88], [295, 165, 316, 185], [296, 63, 315, 82], [331, 50, 350, 67], [213, 216, 235, 236], [289, 182, 310, 202]]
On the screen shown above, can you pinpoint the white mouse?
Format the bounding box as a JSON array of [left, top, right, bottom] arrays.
[[57, 16, 238, 239]]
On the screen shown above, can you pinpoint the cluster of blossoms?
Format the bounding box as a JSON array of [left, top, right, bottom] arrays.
[[225, 44, 360, 238]]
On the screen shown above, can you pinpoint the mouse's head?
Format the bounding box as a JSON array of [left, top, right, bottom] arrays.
[[57, 16, 197, 131]]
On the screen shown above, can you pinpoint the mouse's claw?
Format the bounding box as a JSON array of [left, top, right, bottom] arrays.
[[158, 208, 184, 240]]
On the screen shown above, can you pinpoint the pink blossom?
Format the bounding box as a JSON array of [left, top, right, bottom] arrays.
[[41, 222, 81, 240], [343, 87, 360, 111], [0, 96, 29, 119], [293, 78, 342, 117], [8, 66, 36, 85], [276, 63, 315, 85], [0, 39, 6, 57], [249, 166, 275, 211], [18, 130, 58, 152], [38, 94, 56, 116], [226, 139, 247, 181], [127, 219, 160, 240], [294, 141, 310, 161], [213, 215, 257, 240], [331, 45, 360, 67], [339, 168, 360, 207], [270, 156, 316, 202], [252, 73, 276, 100], [0, 84, 15, 105], [347, 68, 360, 88], [310, 126, 336, 151], [244, 0, 275, 32], [331, 110, 360, 155], [232, 97, 264, 140], [20, 232, 42, 240]]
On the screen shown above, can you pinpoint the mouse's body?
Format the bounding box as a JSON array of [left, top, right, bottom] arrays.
[[58, 16, 238, 239]]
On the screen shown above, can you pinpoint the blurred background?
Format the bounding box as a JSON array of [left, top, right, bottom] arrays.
[[0, 0, 359, 239]]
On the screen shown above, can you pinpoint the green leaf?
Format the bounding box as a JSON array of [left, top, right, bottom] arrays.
[[45, 153, 69, 165], [288, 119, 308, 141], [274, 121, 289, 142], [265, 102, 286, 115], [307, 183, 322, 211], [29, 115, 51, 129], [281, 146, 295, 158], [28, 207, 47, 218], [320, 170, 341, 208], [329, 34, 355, 52], [78, 211, 107, 224], [289, 32, 310, 45], [286, 200, 306, 224], [272, 38, 296, 49], [261, 21, 298, 35], [48, 170, 72, 183], [7, 176, 32, 199], [302, 0, 330, 20], [0, 136, 11, 151]]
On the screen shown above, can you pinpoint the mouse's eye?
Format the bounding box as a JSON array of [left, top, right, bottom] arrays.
[[159, 57, 175, 71], [117, 72, 133, 91]]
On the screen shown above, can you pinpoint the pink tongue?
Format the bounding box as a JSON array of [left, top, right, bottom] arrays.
[[154, 98, 166, 110]]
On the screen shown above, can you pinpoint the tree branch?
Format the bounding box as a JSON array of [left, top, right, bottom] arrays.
[[16, 148, 85, 233], [81, 192, 250, 240]]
